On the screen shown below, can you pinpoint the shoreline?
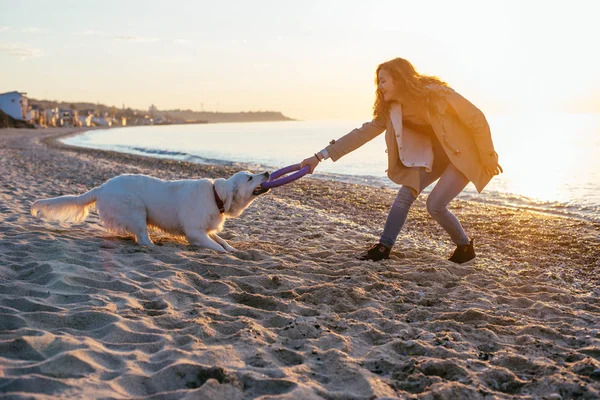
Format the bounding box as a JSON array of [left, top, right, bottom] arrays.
[[1, 127, 599, 399], [59, 126, 600, 224]]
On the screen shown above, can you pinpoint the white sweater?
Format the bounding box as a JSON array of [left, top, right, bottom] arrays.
[[390, 103, 433, 172]]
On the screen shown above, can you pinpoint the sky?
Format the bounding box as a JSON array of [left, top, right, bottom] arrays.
[[1, 0, 599, 120]]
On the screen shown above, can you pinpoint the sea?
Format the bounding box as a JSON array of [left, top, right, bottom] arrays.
[[63, 113, 600, 223]]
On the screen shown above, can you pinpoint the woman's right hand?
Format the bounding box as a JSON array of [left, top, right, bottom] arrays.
[[300, 155, 320, 174], [483, 160, 503, 178]]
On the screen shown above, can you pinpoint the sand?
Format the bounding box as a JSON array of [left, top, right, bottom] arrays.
[[0, 127, 599, 399]]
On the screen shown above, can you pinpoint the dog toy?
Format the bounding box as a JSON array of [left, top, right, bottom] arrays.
[[253, 163, 310, 195]]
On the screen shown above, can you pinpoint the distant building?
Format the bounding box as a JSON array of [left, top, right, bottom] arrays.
[[58, 109, 79, 127], [77, 109, 94, 127], [0, 91, 29, 121], [78, 114, 93, 127], [149, 104, 160, 118], [45, 108, 60, 127], [139, 116, 153, 125], [91, 116, 112, 127], [28, 104, 43, 126]]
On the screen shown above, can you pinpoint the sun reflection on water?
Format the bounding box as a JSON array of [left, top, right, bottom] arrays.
[[489, 112, 600, 205]]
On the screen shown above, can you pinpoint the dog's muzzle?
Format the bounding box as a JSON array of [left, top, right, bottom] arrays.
[[253, 185, 270, 196], [253, 172, 271, 196]]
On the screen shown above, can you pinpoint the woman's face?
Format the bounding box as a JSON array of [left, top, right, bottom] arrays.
[[378, 69, 398, 102]]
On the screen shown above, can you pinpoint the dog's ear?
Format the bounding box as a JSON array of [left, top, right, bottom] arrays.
[[214, 178, 235, 213]]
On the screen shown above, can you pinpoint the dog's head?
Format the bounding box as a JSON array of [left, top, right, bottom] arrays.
[[213, 171, 270, 217]]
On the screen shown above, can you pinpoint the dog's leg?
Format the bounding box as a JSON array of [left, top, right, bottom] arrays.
[[185, 230, 227, 252], [136, 228, 154, 246], [210, 233, 237, 252], [97, 194, 154, 246]]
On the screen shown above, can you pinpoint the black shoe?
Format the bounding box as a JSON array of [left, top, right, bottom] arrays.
[[449, 239, 475, 264], [356, 243, 391, 261]]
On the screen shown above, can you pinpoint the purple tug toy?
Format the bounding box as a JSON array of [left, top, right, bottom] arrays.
[[253, 163, 310, 195]]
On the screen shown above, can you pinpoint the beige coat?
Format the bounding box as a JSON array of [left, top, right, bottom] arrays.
[[325, 89, 498, 195]]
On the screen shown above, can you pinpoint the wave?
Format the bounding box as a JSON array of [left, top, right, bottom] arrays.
[[126, 146, 188, 158]]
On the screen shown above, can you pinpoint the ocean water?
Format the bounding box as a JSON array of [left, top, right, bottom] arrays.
[[63, 113, 600, 222]]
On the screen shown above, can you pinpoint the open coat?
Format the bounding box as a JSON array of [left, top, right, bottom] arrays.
[[325, 89, 499, 196]]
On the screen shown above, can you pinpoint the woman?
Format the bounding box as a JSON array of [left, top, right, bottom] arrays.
[[301, 57, 502, 263]]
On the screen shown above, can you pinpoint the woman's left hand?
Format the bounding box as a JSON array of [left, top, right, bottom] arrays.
[[483, 161, 503, 178]]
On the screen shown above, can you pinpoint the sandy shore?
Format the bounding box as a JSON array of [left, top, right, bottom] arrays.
[[1, 127, 599, 399]]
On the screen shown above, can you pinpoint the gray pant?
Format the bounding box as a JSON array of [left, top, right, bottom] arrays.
[[380, 138, 470, 247]]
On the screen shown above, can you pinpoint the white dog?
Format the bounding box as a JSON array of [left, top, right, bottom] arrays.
[[31, 171, 270, 252]]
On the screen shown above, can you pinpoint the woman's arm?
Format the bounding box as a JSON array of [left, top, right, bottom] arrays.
[[324, 116, 387, 161], [301, 116, 387, 173]]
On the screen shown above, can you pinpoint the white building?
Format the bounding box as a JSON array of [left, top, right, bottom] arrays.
[[26, 107, 39, 124], [91, 116, 112, 127], [45, 108, 60, 127], [58, 109, 78, 127], [0, 91, 29, 121], [78, 114, 93, 127]]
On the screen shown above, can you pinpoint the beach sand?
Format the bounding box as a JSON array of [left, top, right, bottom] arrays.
[[1, 127, 599, 399]]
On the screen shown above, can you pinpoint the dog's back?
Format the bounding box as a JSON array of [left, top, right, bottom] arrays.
[[97, 174, 211, 235], [31, 174, 214, 239], [30, 174, 157, 224]]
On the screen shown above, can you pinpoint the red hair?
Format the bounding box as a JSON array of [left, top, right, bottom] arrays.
[[373, 58, 450, 119]]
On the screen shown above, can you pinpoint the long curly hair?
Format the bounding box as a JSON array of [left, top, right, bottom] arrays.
[[373, 58, 450, 120]]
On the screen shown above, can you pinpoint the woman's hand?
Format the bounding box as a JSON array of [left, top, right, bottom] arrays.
[[301, 155, 321, 174], [483, 161, 503, 178]]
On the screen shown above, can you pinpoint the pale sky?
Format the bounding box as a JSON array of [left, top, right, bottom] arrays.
[[1, 0, 599, 120]]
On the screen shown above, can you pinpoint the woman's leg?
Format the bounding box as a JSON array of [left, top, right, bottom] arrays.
[[425, 163, 470, 245], [379, 186, 417, 248], [379, 166, 446, 248], [379, 138, 450, 248]]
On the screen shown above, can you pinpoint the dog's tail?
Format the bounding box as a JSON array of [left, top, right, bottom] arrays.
[[31, 187, 100, 223]]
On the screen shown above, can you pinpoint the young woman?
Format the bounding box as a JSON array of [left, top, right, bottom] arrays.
[[301, 57, 502, 263]]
